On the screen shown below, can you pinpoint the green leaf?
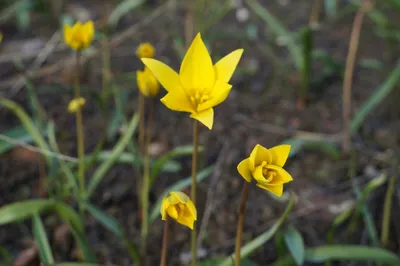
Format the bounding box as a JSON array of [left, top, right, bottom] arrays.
[[53, 202, 84, 233], [351, 58, 400, 133], [149, 165, 215, 224], [85, 204, 141, 265], [245, 0, 302, 69], [0, 98, 50, 164], [324, 0, 337, 17], [219, 195, 295, 266], [48, 263, 99, 266], [32, 214, 54, 265], [87, 113, 139, 198], [273, 245, 400, 266], [108, 0, 145, 28], [283, 225, 304, 265], [200, 258, 257, 266], [0, 126, 33, 154], [150, 145, 204, 186], [15, 0, 31, 32], [0, 200, 54, 225]]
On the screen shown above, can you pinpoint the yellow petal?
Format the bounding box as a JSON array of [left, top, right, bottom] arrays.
[[167, 206, 179, 220], [249, 144, 271, 170], [160, 88, 194, 113], [256, 183, 284, 197], [252, 165, 267, 183], [237, 158, 252, 182], [214, 49, 244, 83], [197, 80, 232, 112], [179, 33, 215, 89], [141, 58, 180, 92], [268, 145, 291, 167], [190, 108, 214, 130], [186, 199, 197, 220], [160, 198, 169, 220], [176, 216, 195, 230], [170, 191, 189, 203], [267, 165, 293, 183]]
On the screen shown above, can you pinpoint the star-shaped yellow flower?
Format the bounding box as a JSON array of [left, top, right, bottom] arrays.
[[141, 33, 243, 129], [64, 21, 94, 51], [237, 144, 293, 197], [160, 191, 197, 229]]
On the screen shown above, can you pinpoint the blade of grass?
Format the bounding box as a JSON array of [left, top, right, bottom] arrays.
[[32, 214, 54, 265], [108, 0, 145, 28], [283, 225, 305, 265], [219, 195, 295, 266], [86, 113, 139, 198]]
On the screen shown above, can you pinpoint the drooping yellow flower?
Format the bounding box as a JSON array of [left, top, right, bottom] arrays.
[[64, 21, 94, 51], [68, 97, 86, 113], [136, 67, 160, 97], [237, 144, 293, 197], [160, 191, 197, 229], [136, 42, 155, 58], [141, 33, 243, 130]]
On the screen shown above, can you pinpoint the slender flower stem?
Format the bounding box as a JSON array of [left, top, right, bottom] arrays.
[[138, 93, 145, 155], [141, 97, 155, 253], [191, 120, 199, 266], [234, 181, 250, 266], [74, 52, 86, 200], [160, 219, 169, 266]]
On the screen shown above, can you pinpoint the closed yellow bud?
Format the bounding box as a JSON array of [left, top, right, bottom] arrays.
[[64, 21, 94, 51], [160, 191, 197, 229], [136, 42, 155, 58], [68, 97, 86, 113], [137, 67, 160, 97]]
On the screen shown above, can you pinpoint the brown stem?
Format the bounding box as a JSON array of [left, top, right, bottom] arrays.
[[184, 0, 195, 47], [234, 181, 250, 266], [160, 219, 169, 266], [342, 1, 373, 153], [191, 120, 199, 266]]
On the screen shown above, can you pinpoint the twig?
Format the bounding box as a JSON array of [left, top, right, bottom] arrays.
[[342, 0, 374, 153], [0, 134, 78, 162]]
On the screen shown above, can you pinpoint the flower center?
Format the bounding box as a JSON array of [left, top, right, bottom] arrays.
[[260, 161, 276, 183], [189, 90, 210, 109]]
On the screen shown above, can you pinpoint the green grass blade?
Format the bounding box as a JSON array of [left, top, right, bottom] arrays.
[[299, 26, 313, 102], [150, 145, 204, 186], [0, 98, 50, 164], [149, 165, 215, 224], [283, 225, 304, 265], [48, 264, 98, 266], [219, 195, 295, 266], [108, 0, 145, 28], [351, 59, 400, 133], [0, 126, 33, 154], [32, 214, 54, 265], [324, 0, 337, 18], [245, 0, 302, 69], [0, 199, 54, 225], [87, 113, 139, 198]]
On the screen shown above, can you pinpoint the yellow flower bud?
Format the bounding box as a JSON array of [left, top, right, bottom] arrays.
[[160, 191, 197, 229], [64, 21, 94, 51], [136, 67, 160, 97], [136, 42, 155, 58], [68, 97, 86, 113], [237, 144, 293, 197]]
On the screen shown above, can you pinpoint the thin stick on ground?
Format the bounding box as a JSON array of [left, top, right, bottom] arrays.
[[342, 0, 373, 153], [234, 181, 250, 266]]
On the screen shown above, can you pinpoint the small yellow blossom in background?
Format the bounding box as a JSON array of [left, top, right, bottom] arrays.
[[137, 67, 160, 97], [68, 97, 86, 113], [64, 21, 94, 51], [237, 144, 293, 197], [136, 42, 155, 58], [141, 33, 243, 129], [161, 191, 197, 229]]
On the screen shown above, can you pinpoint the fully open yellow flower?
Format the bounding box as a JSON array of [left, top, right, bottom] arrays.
[[137, 67, 160, 97], [68, 97, 86, 113], [141, 33, 243, 129], [161, 191, 197, 229], [237, 144, 293, 197], [136, 42, 155, 58], [64, 21, 94, 51]]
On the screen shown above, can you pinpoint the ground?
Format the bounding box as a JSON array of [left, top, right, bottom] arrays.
[[0, 0, 400, 266]]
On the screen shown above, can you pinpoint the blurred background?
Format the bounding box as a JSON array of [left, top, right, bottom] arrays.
[[0, 0, 400, 266]]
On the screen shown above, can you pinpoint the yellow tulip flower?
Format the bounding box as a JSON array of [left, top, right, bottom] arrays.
[[64, 21, 94, 51], [68, 97, 86, 113], [161, 191, 197, 229], [136, 42, 155, 58], [237, 144, 293, 197], [136, 67, 160, 97], [141, 33, 243, 129]]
